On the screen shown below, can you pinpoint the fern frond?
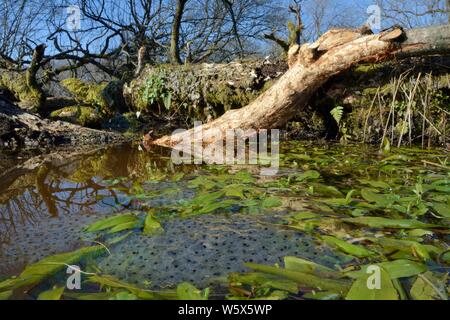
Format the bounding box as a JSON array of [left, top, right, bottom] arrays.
[[330, 106, 344, 124]]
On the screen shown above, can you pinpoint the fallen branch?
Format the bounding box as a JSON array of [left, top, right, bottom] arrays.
[[149, 25, 450, 149]]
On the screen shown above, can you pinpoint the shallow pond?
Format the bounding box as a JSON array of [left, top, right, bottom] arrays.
[[0, 142, 448, 300]]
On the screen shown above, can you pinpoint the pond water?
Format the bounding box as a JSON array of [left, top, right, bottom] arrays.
[[0, 142, 448, 300]]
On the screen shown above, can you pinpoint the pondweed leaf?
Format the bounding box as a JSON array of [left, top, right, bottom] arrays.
[[85, 214, 139, 233], [261, 197, 283, 208], [176, 283, 209, 300], [87, 274, 159, 300], [343, 217, 440, 229], [346, 260, 427, 279], [358, 180, 391, 189], [410, 272, 448, 300], [37, 287, 65, 300], [0, 246, 104, 292], [431, 203, 450, 218], [360, 189, 399, 206], [346, 267, 398, 300], [283, 257, 340, 278], [322, 236, 375, 258], [143, 215, 164, 235], [245, 263, 350, 293]]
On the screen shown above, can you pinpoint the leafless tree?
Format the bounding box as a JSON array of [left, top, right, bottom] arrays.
[[375, 0, 448, 28]]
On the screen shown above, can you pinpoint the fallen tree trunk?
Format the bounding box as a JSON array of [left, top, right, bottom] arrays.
[[150, 25, 450, 148], [0, 98, 126, 149]]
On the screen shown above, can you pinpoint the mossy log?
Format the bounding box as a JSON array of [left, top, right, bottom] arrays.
[[0, 99, 126, 149], [149, 25, 450, 149], [124, 60, 286, 120]]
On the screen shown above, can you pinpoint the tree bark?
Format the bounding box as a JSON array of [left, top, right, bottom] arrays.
[[0, 99, 126, 149], [150, 25, 450, 148], [25, 44, 46, 112], [447, 0, 450, 24], [170, 0, 188, 65]]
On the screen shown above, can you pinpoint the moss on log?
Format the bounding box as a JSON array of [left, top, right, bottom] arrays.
[[124, 60, 286, 121]]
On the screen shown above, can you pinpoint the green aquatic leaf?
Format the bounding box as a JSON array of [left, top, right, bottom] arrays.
[[283, 257, 340, 278], [308, 183, 343, 197], [292, 212, 319, 220], [360, 189, 399, 206], [358, 180, 391, 189], [176, 283, 209, 300], [410, 272, 448, 300], [37, 287, 65, 300], [85, 214, 139, 233], [107, 232, 133, 245], [303, 291, 340, 300], [292, 170, 321, 182], [108, 221, 141, 234], [431, 203, 450, 218], [111, 292, 138, 300], [229, 272, 299, 293], [223, 184, 247, 199], [188, 176, 216, 190], [381, 154, 410, 163], [322, 236, 375, 258], [244, 263, 350, 293], [343, 217, 440, 229], [143, 215, 164, 235], [346, 260, 427, 279], [87, 274, 157, 300], [346, 267, 399, 300], [0, 246, 104, 292], [196, 199, 237, 214], [0, 290, 13, 300], [261, 197, 283, 208], [367, 238, 441, 260]]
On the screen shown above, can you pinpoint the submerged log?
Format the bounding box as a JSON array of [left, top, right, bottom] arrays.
[[150, 25, 450, 148]]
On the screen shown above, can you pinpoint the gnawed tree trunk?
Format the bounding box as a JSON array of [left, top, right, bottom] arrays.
[[150, 25, 450, 148]]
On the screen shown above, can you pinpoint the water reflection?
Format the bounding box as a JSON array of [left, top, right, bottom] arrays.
[[0, 143, 180, 243]]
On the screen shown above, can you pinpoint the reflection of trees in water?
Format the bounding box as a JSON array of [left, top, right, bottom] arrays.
[[0, 143, 190, 243]]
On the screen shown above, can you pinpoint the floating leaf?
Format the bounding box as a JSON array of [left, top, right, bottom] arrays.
[[431, 203, 450, 218], [346, 260, 427, 279], [283, 256, 340, 278], [37, 287, 64, 300], [292, 170, 321, 182], [322, 236, 375, 258], [176, 283, 209, 300], [0, 246, 104, 292], [360, 189, 399, 206], [367, 238, 441, 260], [358, 180, 390, 189], [410, 272, 448, 300], [111, 292, 138, 300], [87, 274, 158, 300], [143, 215, 164, 235], [343, 217, 439, 229], [0, 290, 12, 300], [245, 263, 350, 293], [85, 214, 139, 233], [229, 272, 298, 293], [261, 197, 283, 208], [346, 267, 398, 300], [303, 291, 340, 300], [381, 154, 410, 162]]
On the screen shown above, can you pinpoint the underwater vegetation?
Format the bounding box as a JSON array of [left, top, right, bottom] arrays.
[[0, 141, 448, 300]]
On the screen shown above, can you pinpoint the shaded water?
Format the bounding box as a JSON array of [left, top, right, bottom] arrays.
[[0, 142, 448, 300]]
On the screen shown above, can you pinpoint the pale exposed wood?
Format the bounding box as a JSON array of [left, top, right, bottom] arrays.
[[150, 25, 450, 149]]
